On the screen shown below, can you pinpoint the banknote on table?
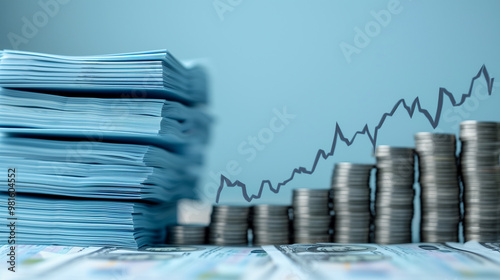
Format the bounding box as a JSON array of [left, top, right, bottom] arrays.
[[263, 242, 500, 280], [452, 241, 500, 265], [5, 242, 500, 280], [0, 245, 279, 280], [0, 245, 101, 280]]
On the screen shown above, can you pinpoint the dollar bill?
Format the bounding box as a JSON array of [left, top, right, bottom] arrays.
[[1, 245, 278, 280], [263, 242, 500, 280]]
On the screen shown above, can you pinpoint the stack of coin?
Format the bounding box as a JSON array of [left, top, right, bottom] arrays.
[[330, 162, 374, 243], [415, 133, 460, 242], [208, 205, 250, 245], [166, 224, 208, 245], [460, 121, 500, 242], [251, 204, 291, 245], [374, 146, 415, 244], [292, 188, 332, 243]]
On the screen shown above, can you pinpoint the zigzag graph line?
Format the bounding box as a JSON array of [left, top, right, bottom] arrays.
[[215, 65, 495, 203]]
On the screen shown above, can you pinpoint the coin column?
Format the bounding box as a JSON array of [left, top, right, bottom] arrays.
[[460, 121, 500, 242], [251, 205, 291, 246], [292, 189, 332, 243], [374, 146, 416, 244], [209, 205, 250, 245], [331, 163, 374, 243], [415, 133, 460, 242], [166, 225, 208, 245]]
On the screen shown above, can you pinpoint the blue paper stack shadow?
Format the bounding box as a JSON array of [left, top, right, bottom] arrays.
[[0, 49, 210, 248]]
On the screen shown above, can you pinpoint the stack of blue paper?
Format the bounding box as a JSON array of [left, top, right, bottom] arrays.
[[0, 50, 210, 248]]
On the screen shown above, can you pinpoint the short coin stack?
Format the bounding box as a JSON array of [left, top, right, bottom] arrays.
[[166, 225, 208, 245], [331, 163, 374, 243], [251, 205, 291, 246], [415, 133, 460, 242], [292, 189, 332, 243], [374, 146, 415, 244], [460, 121, 500, 242], [208, 205, 250, 245]]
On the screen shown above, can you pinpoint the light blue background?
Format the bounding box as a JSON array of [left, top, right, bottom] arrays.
[[1, 0, 499, 212]]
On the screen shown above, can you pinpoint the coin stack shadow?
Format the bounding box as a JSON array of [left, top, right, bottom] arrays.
[[292, 189, 332, 243], [251, 205, 291, 246], [460, 121, 500, 242], [208, 205, 250, 245], [415, 133, 460, 242], [331, 163, 374, 243], [374, 146, 415, 244], [166, 225, 208, 245]]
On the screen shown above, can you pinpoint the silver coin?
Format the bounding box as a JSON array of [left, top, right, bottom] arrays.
[[208, 204, 250, 245], [165, 224, 208, 245], [250, 204, 292, 245], [330, 162, 373, 243], [459, 121, 500, 242], [374, 146, 415, 244]]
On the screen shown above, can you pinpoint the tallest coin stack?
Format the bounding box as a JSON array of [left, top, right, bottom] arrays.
[[0, 49, 210, 248], [460, 121, 500, 242]]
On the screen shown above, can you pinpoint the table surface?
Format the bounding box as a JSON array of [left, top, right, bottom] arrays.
[[2, 242, 500, 280]]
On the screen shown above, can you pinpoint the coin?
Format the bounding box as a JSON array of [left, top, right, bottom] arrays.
[[251, 204, 291, 246], [208, 205, 250, 246], [166, 224, 208, 245], [292, 188, 332, 243], [331, 163, 373, 243], [374, 146, 415, 244]]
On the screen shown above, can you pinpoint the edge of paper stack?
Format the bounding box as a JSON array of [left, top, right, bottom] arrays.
[[0, 49, 210, 248]]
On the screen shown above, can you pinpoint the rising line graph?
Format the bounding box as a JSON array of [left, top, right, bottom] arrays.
[[215, 65, 495, 203]]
